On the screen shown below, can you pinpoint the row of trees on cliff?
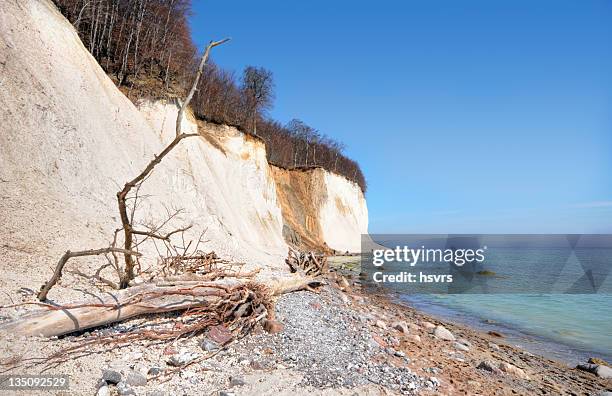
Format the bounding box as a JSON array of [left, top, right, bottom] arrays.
[[53, 0, 366, 191]]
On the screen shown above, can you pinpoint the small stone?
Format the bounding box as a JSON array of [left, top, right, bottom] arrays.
[[589, 357, 611, 367], [405, 334, 421, 343], [429, 376, 440, 386], [125, 369, 147, 386], [229, 376, 246, 387], [147, 391, 165, 396], [477, 360, 502, 374], [488, 330, 504, 338], [433, 325, 455, 341], [148, 366, 162, 376], [408, 323, 420, 332], [168, 352, 199, 367], [116, 382, 135, 396], [102, 369, 122, 385], [392, 321, 409, 334], [96, 385, 110, 396], [200, 338, 220, 352], [596, 364, 612, 378], [457, 338, 472, 348], [394, 350, 406, 358], [598, 392, 612, 396], [219, 392, 235, 396], [499, 362, 529, 379], [250, 361, 264, 370], [208, 324, 233, 345], [134, 363, 148, 377], [489, 342, 500, 351], [454, 342, 470, 352], [338, 276, 350, 289], [375, 320, 387, 330], [263, 320, 284, 334], [422, 321, 436, 330]]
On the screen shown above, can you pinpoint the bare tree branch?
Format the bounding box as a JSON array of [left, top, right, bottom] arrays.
[[37, 248, 142, 301], [176, 38, 230, 138]]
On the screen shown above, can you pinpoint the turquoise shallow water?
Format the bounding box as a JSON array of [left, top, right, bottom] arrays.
[[401, 293, 612, 364]]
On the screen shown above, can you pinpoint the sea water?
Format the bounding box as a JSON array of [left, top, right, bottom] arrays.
[[339, 245, 612, 365], [402, 293, 612, 364]]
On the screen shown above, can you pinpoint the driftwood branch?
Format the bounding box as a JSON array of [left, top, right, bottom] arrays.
[[116, 37, 229, 288], [5, 276, 321, 338], [37, 248, 142, 301], [285, 247, 328, 277], [176, 38, 230, 138]]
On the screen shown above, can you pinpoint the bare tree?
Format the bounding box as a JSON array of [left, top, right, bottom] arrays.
[[241, 66, 274, 135]]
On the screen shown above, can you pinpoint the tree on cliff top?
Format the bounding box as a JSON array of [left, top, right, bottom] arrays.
[[241, 66, 275, 135]]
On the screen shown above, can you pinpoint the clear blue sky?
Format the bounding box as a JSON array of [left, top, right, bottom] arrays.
[[190, 0, 612, 233]]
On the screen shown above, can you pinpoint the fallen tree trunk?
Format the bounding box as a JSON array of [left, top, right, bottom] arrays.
[[1, 276, 322, 338]]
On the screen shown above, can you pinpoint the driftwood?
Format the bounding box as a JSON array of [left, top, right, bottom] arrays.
[[37, 248, 142, 301], [1, 277, 322, 338], [286, 247, 328, 277]]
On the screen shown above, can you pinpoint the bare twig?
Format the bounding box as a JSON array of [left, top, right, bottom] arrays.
[[37, 248, 141, 301]]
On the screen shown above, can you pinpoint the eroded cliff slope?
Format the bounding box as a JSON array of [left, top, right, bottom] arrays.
[[272, 167, 368, 253]]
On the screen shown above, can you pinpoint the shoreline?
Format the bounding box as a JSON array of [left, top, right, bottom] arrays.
[[400, 293, 612, 366], [0, 264, 610, 395], [342, 276, 611, 395], [329, 255, 612, 369]]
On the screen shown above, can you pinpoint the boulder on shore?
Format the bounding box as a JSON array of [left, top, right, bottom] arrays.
[[433, 325, 455, 341]]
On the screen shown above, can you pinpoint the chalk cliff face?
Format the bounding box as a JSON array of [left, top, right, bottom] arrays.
[[271, 167, 368, 253], [0, 0, 368, 295], [0, 0, 286, 290]]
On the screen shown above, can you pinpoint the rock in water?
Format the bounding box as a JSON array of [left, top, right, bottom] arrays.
[[589, 357, 611, 367], [433, 325, 455, 341], [576, 362, 612, 378]]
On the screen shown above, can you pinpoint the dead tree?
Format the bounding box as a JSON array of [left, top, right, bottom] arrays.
[[117, 38, 230, 288], [4, 277, 323, 338]]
